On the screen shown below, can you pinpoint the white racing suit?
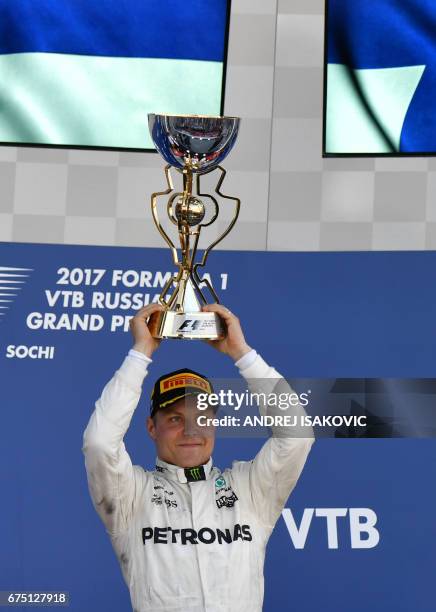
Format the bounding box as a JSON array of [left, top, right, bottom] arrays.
[[82, 350, 315, 612]]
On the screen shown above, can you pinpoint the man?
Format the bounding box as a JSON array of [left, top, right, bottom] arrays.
[[83, 302, 315, 612]]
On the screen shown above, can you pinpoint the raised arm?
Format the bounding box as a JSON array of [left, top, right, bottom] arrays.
[[234, 353, 315, 528], [82, 303, 163, 536], [202, 303, 315, 529]]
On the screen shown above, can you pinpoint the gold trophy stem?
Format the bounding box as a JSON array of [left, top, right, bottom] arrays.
[[148, 165, 239, 339], [175, 167, 195, 311]]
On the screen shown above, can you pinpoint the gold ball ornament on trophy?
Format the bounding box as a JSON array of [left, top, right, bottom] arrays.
[[147, 114, 241, 340]]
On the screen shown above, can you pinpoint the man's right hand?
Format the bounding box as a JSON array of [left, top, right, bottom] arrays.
[[129, 303, 165, 358]]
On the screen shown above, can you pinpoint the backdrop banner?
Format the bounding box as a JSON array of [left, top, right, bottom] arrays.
[[0, 241, 435, 611]]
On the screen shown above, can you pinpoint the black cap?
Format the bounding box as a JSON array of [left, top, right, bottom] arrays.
[[150, 368, 215, 417]]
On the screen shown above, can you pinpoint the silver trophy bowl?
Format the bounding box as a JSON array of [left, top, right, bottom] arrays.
[[148, 114, 240, 174]]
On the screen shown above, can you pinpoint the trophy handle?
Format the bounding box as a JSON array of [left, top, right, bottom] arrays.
[[150, 165, 181, 268], [191, 272, 220, 304], [151, 164, 190, 308], [192, 166, 240, 297]]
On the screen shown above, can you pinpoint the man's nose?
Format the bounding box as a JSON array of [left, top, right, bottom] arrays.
[[183, 414, 202, 436]]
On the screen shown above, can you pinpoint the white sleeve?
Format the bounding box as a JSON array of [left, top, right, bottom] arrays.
[[232, 353, 315, 529], [82, 351, 151, 536]]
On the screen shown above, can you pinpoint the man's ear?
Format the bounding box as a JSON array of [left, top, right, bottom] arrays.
[[146, 416, 157, 440]]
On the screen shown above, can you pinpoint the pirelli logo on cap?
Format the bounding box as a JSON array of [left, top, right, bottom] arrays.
[[160, 372, 212, 394]]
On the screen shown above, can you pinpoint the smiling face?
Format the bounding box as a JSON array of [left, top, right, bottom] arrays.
[[146, 395, 215, 468]]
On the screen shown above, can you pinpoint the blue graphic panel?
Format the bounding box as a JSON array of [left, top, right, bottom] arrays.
[[0, 242, 435, 611], [326, 0, 436, 153], [0, 0, 228, 61]]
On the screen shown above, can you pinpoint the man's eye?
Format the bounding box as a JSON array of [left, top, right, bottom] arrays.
[[169, 416, 181, 422]]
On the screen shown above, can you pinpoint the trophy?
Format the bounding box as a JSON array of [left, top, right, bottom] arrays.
[[147, 114, 241, 340]]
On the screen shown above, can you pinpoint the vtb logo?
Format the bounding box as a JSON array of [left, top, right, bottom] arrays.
[[282, 507, 380, 549]]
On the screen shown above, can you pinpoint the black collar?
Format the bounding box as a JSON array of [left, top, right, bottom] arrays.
[[155, 456, 214, 483]]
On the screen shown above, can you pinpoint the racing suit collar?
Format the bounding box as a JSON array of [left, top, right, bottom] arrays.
[[155, 456, 214, 483]]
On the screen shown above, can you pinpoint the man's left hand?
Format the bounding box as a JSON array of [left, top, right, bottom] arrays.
[[202, 304, 251, 361]]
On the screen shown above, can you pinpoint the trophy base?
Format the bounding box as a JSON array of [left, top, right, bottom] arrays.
[[148, 310, 224, 340]]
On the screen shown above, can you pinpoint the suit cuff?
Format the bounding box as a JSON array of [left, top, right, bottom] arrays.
[[234, 348, 257, 370], [129, 349, 152, 364], [236, 351, 275, 379], [116, 350, 152, 391]]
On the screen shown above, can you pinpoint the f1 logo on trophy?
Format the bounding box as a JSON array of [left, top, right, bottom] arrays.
[[147, 114, 241, 340]]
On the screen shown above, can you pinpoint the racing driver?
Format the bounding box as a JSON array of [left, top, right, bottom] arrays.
[[82, 303, 315, 612]]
